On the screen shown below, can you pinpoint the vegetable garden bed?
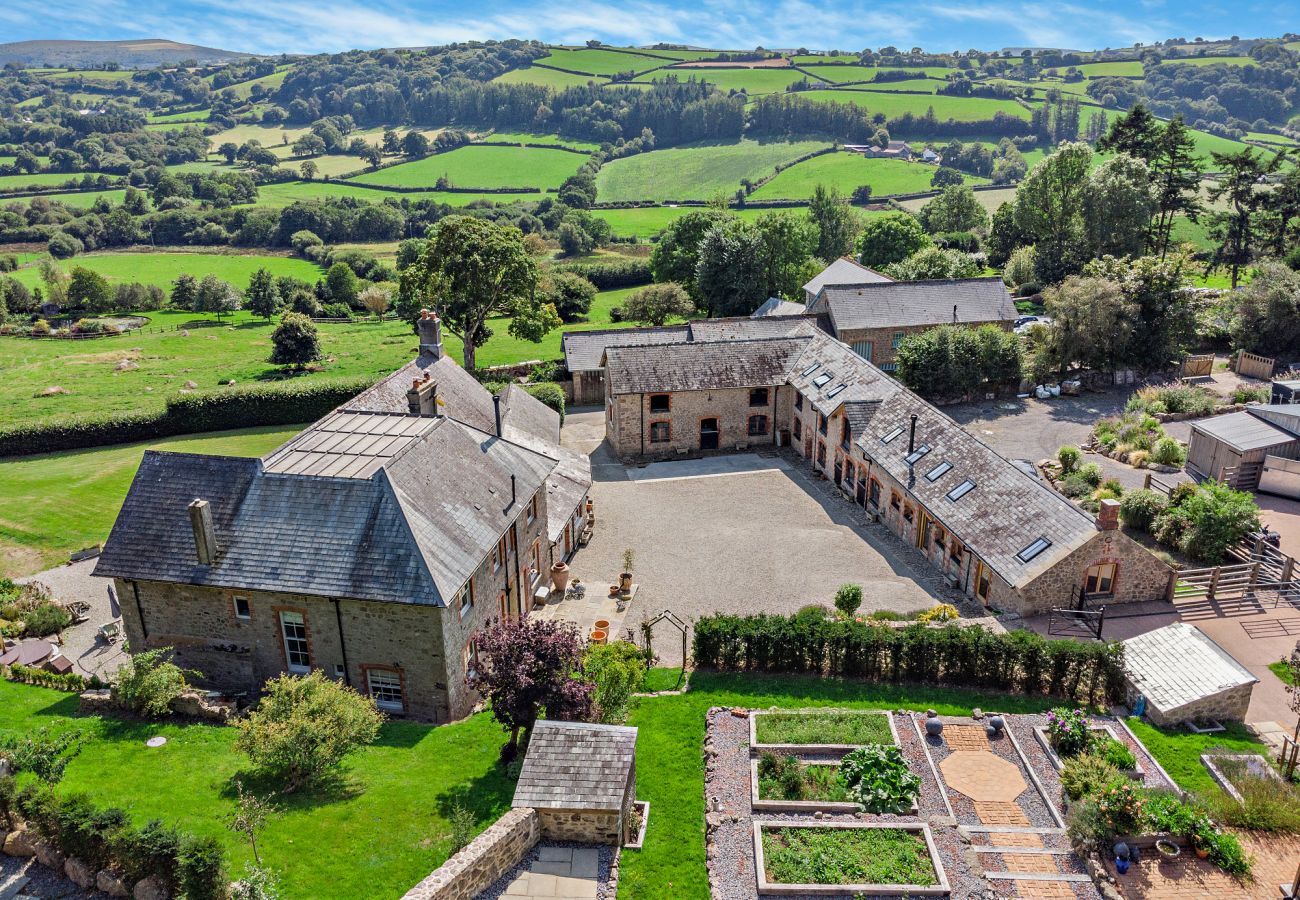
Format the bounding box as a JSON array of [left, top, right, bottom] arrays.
[[749, 758, 861, 814], [753, 822, 949, 895], [750, 708, 898, 753]]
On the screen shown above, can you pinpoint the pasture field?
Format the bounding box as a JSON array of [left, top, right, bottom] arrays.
[[797, 64, 885, 83], [483, 131, 601, 151], [749, 154, 978, 200], [286, 153, 370, 178], [1068, 61, 1144, 77], [493, 67, 608, 88], [594, 204, 881, 239], [0, 172, 103, 191], [8, 250, 323, 293], [797, 89, 1032, 120], [1246, 131, 1298, 146], [1160, 55, 1256, 67], [896, 185, 1016, 214], [147, 109, 212, 123], [219, 68, 291, 99], [43, 69, 131, 81], [595, 139, 828, 202], [347, 145, 583, 190], [22, 189, 127, 207], [835, 78, 943, 93], [204, 122, 310, 151], [536, 47, 669, 75], [251, 181, 548, 208], [637, 67, 815, 94]]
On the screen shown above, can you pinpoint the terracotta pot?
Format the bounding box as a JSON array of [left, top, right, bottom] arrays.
[[550, 561, 571, 592], [1194, 846, 1208, 859], [590, 629, 607, 644], [595, 619, 610, 631]]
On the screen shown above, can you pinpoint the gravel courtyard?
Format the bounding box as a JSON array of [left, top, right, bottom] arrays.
[[561, 410, 947, 666]]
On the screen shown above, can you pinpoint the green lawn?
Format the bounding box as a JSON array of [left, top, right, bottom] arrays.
[[0, 424, 302, 574], [492, 67, 609, 88], [635, 67, 815, 94], [0, 679, 516, 900], [798, 90, 1031, 121], [749, 154, 972, 200], [642, 667, 685, 692], [1123, 718, 1267, 797], [536, 47, 668, 76], [595, 139, 829, 202], [1269, 660, 1296, 686], [9, 251, 323, 293], [347, 145, 584, 191]]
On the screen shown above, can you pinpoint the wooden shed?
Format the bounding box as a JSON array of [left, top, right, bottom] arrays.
[[1186, 409, 1300, 489]]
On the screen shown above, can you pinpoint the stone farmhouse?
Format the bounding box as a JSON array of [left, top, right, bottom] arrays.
[[799, 256, 891, 303], [601, 325, 1170, 616], [95, 312, 592, 723], [844, 140, 914, 160]]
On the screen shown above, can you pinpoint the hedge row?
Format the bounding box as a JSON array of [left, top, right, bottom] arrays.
[[0, 376, 376, 457], [692, 612, 1126, 706], [551, 258, 651, 289], [3, 663, 98, 692]]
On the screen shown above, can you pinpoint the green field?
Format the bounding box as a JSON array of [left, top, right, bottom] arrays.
[[493, 67, 608, 88], [9, 251, 323, 293], [347, 145, 583, 190], [483, 131, 601, 151], [750, 154, 976, 200], [835, 78, 941, 93], [636, 66, 815, 94], [798, 89, 1031, 121], [0, 172, 101, 191], [218, 68, 290, 99], [43, 69, 132, 82], [0, 424, 302, 574], [1159, 55, 1257, 68], [595, 139, 828, 202], [19, 189, 127, 208], [148, 109, 212, 123], [251, 181, 548, 208], [1068, 61, 1144, 77], [536, 47, 668, 75]]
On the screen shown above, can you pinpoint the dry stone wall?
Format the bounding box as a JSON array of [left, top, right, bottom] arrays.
[[400, 807, 540, 900]]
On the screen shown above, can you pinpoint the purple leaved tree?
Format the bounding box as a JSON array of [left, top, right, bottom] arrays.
[[468, 616, 593, 760]]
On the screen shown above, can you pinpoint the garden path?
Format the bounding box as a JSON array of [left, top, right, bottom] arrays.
[[1105, 830, 1300, 899]]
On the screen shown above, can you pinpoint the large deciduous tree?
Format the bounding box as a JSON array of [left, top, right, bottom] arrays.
[[1013, 142, 1094, 285], [398, 215, 549, 370], [695, 220, 768, 317], [857, 213, 931, 269], [650, 208, 734, 304], [620, 282, 694, 326], [1228, 261, 1300, 358], [917, 185, 989, 235], [245, 267, 280, 321], [269, 311, 322, 368], [1035, 275, 1135, 378], [1083, 253, 1196, 370], [753, 210, 818, 300]]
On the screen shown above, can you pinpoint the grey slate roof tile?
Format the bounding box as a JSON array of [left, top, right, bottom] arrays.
[[605, 337, 810, 394], [562, 326, 690, 373], [812, 277, 1017, 331], [512, 721, 637, 811]]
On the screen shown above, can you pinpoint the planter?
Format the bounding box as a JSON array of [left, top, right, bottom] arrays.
[[753, 822, 950, 896], [749, 758, 917, 815], [624, 799, 650, 849], [589, 629, 607, 644], [1154, 839, 1180, 860], [1194, 846, 1209, 859], [594, 619, 610, 631], [550, 561, 571, 592], [750, 709, 901, 754], [619, 572, 633, 593], [1033, 723, 1144, 779]]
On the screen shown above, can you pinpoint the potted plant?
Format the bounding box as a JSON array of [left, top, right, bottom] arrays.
[[1191, 822, 1214, 859], [619, 549, 634, 595]]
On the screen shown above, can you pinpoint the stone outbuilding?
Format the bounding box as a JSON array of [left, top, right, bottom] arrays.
[[1122, 622, 1258, 725], [512, 720, 638, 845]]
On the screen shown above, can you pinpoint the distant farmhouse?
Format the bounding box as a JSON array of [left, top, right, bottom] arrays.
[[96, 313, 591, 723], [845, 140, 914, 160]]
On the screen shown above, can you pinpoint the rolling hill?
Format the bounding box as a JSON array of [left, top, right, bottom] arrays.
[[0, 38, 253, 68]]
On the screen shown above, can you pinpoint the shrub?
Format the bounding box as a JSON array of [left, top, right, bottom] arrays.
[[318, 302, 352, 319], [1119, 489, 1167, 531], [4, 663, 89, 692], [1094, 780, 1147, 837], [834, 584, 863, 618], [1126, 449, 1150, 468], [1046, 708, 1094, 758], [1076, 462, 1103, 487], [235, 671, 383, 792], [176, 833, 227, 900], [524, 382, 565, 424], [1061, 473, 1096, 499], [1151, 437, 1185, 467], [0, 724, 82, 783], [47, 231, 83, 259], [448, 801, 476, 855], [113, 647, 191, 718], [229, 866, 281, 900], [916, 603, 959, 624], [269, 312, 321, 368], [838, 744, 921, 814], [14, 601, 71, 637], [1099, 738, 1136, 771], [1232, 385, 1269, 404], [1057, 446, 1082, 475], [289, 230, 323, 255], [1061, 754, 1120, 801], [1065, 797, 1108, 849], [551, 258, 650, 289], [1175, 481, 1261, 563], [583, 641, 647, 724], [1207, 773, 1300, 833]]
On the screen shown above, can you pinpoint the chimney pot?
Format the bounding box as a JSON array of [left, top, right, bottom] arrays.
[[1097, 498, 1121, 531], [188, 499, 217, 565], [416, 308, 443, 360]]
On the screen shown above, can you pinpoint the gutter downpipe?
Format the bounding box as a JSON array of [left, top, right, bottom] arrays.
[[333, 598, 352, 686]]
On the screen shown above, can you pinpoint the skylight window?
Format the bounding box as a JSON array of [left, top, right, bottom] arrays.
[[904, 444, 931, 465], [946, 479, 976, 501], [880, 426, 904, 444], [800, 363, 820, 377], [812, 373, 833, 387], [925, 461, 952, 482], [826, 383, 847, 399], [1017, 537, 1052, 563]]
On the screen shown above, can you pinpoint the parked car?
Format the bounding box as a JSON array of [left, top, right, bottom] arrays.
[[1014, 316, 1052, 334]]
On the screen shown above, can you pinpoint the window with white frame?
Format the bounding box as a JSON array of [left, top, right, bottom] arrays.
[[457, 582, 474, 616], [233, 596, 250, 620], [366, 669, 404, 713], [278, 611, 310, 674]]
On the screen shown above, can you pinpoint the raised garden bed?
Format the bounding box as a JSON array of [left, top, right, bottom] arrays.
[[1200, 753, 1282, 803], [753, 822, 949, 896], [751, 708, 898, 754], [624, 799, 650, 850], [1033, 723, 1144, 779]]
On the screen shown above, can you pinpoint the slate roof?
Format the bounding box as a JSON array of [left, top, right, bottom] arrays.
[[752, 297, 808, 318], [605, 337, 810, 395], [688, 316, 815, 342], [1189, 410, 1299, 452], [562, 326, 690, 373], [512, 720, 637, 812], [347, 353, 497, 433], [498, 382, 561, 445], [809, 277, 1018, 332], [1123, 623, 1257, 715], [802, 257, 891, 298]]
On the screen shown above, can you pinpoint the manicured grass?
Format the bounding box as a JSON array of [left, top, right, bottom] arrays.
[[618, 671, 1060, 898], [761, 826, 937, 886], [537, 47, 668, 76], [756, 760, 851, 802], [0, 679, 517, 900], [636, 67, 814, 94], [0, 424, 302, 575], [1124, 717, 1267, 798], [642, 667, 685, 692], [595, 139, 828, 202], [798, 89, 1031, 121], [749, 154, 971, 200], [1269, 660, 1296, 686], [347, 145, 583, 190], [493, 67, 608, 88], [8, 251, 323, 293], [755, 710, 893, 745]]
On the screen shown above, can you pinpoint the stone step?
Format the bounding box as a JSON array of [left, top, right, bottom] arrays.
[[962, 825, 1065, 834], [984, 872, 1094, 883], [0, 875, 30, 900]]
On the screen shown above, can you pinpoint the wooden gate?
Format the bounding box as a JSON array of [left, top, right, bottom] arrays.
[[1238, 351, 1276, 380], [1180, 354, 1214, 379]]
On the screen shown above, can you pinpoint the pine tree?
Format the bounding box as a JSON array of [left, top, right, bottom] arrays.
[[1147, 116, 1203, 258], [1206, 148, 1281, 288]]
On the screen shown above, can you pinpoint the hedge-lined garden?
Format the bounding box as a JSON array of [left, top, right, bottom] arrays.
[[692, 612, 1126, 706]]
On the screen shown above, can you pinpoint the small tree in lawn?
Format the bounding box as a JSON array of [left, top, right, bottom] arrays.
[[226, 780, 275, 865], [234, 671, 382, 793], [358, 284, 391, 319], [834, 583, 863, 619], [269, 312, 321, 369], [468, 617, 593, 761]]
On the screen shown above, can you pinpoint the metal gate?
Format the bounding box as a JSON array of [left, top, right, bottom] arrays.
[[1049, 606, 1105, 640]]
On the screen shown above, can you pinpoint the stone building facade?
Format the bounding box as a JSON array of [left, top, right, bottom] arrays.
[[605, 384, 796, 462], [834, 318, 1015, 371]]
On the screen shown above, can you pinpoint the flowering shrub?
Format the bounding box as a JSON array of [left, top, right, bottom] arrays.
[[1095, 780, 1146, 837], [916, 604, 959, 624], [1045, 707, 1093, 758]]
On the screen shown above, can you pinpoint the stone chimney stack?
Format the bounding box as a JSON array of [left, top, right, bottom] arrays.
[[417, 309, 443, 360], [1097, 497, 1120, 531], [188, 499, 217, 564], [406, 374, 438, 416]]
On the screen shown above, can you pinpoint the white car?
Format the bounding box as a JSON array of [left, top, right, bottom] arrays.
[[1014, 316, 1052, 334]]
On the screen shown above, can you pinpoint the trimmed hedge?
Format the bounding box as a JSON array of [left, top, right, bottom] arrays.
[[0, 376, 377, 457], [692, 613, 1125, 706], [551, 258, 651, 289], [525, 383, 566, 425]]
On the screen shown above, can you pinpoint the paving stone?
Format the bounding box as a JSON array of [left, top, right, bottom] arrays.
[[537, 846, 574, 863], [943, 724, 992, 752], [940, 750, 1027, 802], [990, 831, 1044, 848], [973, 800, 1032, 826], [528, 860, 572, 877], [554, 874, 598, 899], [569, 848, 599, 879]]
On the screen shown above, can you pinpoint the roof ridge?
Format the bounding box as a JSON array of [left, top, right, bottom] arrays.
[[608, 333, 813, 353], [826, 276, 1007, 291]]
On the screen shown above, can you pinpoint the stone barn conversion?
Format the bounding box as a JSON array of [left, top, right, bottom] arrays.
[[601, 327, 1171, 616], [95, 312, 591, 723]]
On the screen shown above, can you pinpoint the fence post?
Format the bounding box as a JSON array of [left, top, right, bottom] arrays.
[[1165, 570, 1176, 602], [1143, 472, 1152, 490], [1208, 566, 1221, 601], [1282, 557, 1295, 584], [1250, 560, 1260, 590]]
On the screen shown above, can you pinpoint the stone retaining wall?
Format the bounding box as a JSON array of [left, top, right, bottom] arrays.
[[401, 807, 540, 900], [537, 808, 622, 844]]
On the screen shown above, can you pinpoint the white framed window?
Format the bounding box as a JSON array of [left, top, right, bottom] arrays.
[[278, 611, 310, 674], [457, 582, 474, 617], [366, 669, 404, 713], [233, 596, 250, 620]]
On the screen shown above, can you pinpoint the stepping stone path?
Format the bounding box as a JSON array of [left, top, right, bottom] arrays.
[[500, 846, 600, 899]]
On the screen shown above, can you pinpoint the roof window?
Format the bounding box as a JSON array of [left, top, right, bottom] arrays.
[[925, 461, 952, 482], [946, 479, 976, 501], [800, 362, 820, 377], [904, 444, 931, 465], [812, 373, 832, 387], [1017, 537, 1052, 563], [880, 426, 904, 444], [826, 383, 847, 399]]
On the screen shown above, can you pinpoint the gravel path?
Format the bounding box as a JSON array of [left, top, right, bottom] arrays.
[[0, 853, 109, 899]]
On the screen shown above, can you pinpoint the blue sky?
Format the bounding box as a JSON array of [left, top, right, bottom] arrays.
[[0, 0, 1282, 56]]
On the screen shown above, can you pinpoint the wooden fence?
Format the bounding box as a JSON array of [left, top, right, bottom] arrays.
[[1179, 354, 1214, 379], [1238, 351, 1276, 380]]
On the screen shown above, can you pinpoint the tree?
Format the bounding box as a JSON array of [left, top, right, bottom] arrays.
[[984, 201, 1024, 268], [67, 266, 113, 313], [292, 134, 326, 157], [361, 146, 382, 168], [113, 647, 191, 718], [1228, 261, 1300, 358], [582, 641, 646, 724], [299, 160, 318, 181], [1263, 165, 1300, 256], [358, 284, 391, 319], [857, 213, 931, 269], [1084, 253, 1196, 370], [930, 166, 965, 188], [754, 210, 817, 299], [234, 671, 382, 793], [47, 231, 82, 259], [834, 584, 863, 618], [218, 142, 239, 164], [171, 273, 198, 311], [245, 267, 280, 321], [468, 617, 593, 759], [1037, 276, 1135, 377], [1206, 147, 1282, 288], [620, 282, 694, 325], [808, 184, 858, 262], [195, 274, 241, 319], [650, 208, 734, 304], [269, 312, 321, 367], [882, 246, 980, 281], [401, 131, 430, 157], [1013, 142, 1094, 284], [917, 185, 988, 234], [695, 221, 767, 317], [225, 782, 274, 866], [896, 324, 1023, 399], [1146, 116, 1203, 258], [1097, 103, 1163, 161], [324, 262, 359, 306], [543, 271, 596, 323], [1083, 154, 1155, 260], [398, 216, 544, 370]]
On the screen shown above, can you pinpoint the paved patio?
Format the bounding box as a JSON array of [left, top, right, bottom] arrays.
[[16, 558, 127, 680], [500, 845, 599, 899], [1106, 830, 1300, 899], [557, 409, 949, 666]]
